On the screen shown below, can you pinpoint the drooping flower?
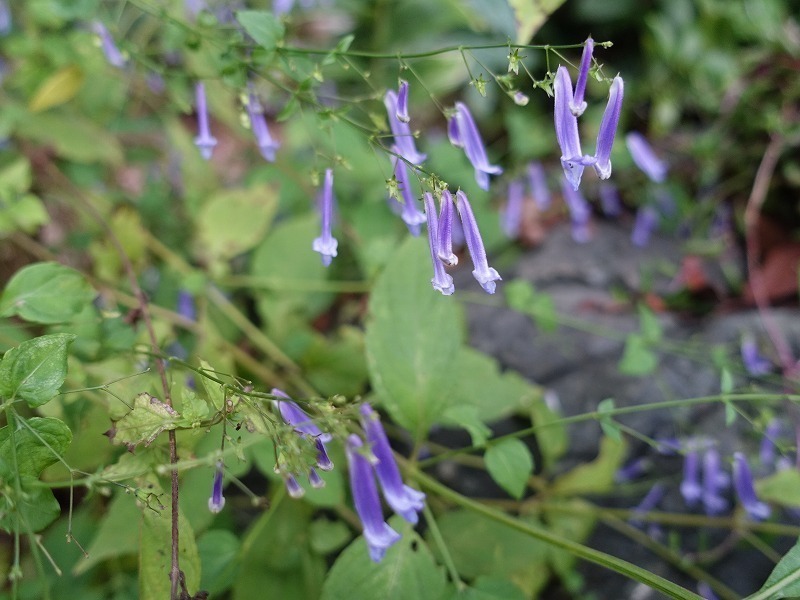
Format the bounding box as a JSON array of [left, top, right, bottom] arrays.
[[570, 37, 594, 117], [284, 474, 305, 498], [501, 179, 525, 238], [0, 1, 11, 36], [177, 289, 197, 322], [698, 581, 720, 600], [456, 191, 501, 293], [680, 449, 702, 507], [423, 192, 455, 296], [760, 419, 782, 467], [360, 404, 425, 524], [396, 80, 410, 123], [592, 76, 624, 180], [208, 460, 226, 513], [512, 91, 529, 106], [615, 457, 649, 483], [741, 334, 772, 376], [384, 90, 426, 165], [193, 82, 218, 160], [308, 468, 325, 489], [599, 183, 622, 217], [392, 156, 426, 236], [246, 89, 280, 162], [312, 169, 338, 267], [553, 66, 595, 191], [733, 452, 770, 521], [527, 162, 551, 210], [346, 434, 402, 562], [626, 132, 667, 183], [91, 21, 127, 69], [448, 103, 503, 191], [629, 482, 666, 527], [272, 388, 334, 471], [560, 179, 591, 244], [701, 448, 729, 515], [436, 190, 458, 266], [631, 205, 659, 248]]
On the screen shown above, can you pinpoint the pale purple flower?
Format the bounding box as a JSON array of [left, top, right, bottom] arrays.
[[436, 190, 458, 266], [456, 191, 501, 294], [615, 457, 649, 483], [309, 468, 325, 489], [501, 179, 525, 238], [273, 0, 294, 15], [553, 66, 595, 191], [0, 1, 11, 36], [392, 156, 426, 236], [312, 169, 338, 266], [631, 206, 659, 247], [733, 452, 770, 521], [680, 450, 702, 507], [760, 419, 782, 467], [396, 80, 410, 123], [527, 162, 551, 210], [384, 90, 426, 165], [424, 192, 455, 296], [599, 183, 622, 217], [448, 103, 503, 191], [185, 0, 207, 18], [346, 434, 402, 562], [272, 387, 334, 471], [208, 460, 226, 513], [512, 91, 529, 106], [92, 21, 127, 69], [360, 404, 425, 524], [285, 474, 305, 498], [177, 289, 196, 322], [570, 37, 594, 117], [629, 482, 666, 527], [193, 82, 218, 160], [741, 334, 772, 376], [626, 132, 667, 183], [698, 582, 719, 600], [702, 448, 729, 515], [560, 179, 591, 244], [246, 90, 280, 162], [592, 76, 624, 180]]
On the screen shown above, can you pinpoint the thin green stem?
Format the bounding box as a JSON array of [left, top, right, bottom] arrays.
[[422, 503, 466, 591]]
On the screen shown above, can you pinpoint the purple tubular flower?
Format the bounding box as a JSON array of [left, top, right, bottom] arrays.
[[554, 66, 594, 191], [456, 191, 501, 294], [615, 457, 649, 483], [626, 132, 668, 183], [246, 91, 280, 162], [309, 468, 325, 489], [760, 419, 782, 466], [629, 482, 666, 527], [346, 434, 402, 562], [501, 179, 525, 238], [631, 205, 659, 248], [396, 80, 410, 123], [92, 21, 127, 69], [384, 90, 426, 165], [450, 103, 503, 191], [392, 157, 426, 236], [208, 461, 225, 513], [698, 582, 719, 600], [741, 334, 772, 376], [360, 404, 425, 524], [570, 37, 594, 117], [193, 82, 218, 160], [272, 387, 334, 471], [733, 452, 770, 520], [680, 450, 702, 507], [285, 474, 305, 498], [560, 179, 591, 244], [274, 0, 294, 15], [0, 1, 11, 36], [436, 190, 458, 266], [424, 192, 455, 296], [177, 289, 196, 322], [527, 162, 551, 210], [702, 449, 729, 516], [312, 169, 338, 266], [593, 76, 624, 180], [599, 183, 622, 217]]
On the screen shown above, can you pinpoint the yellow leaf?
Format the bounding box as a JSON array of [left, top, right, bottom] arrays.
[[28, 65, 85, 113], [508, 0, 567, 44]]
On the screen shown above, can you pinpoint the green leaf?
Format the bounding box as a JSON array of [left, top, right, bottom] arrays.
[[198, 529, 240, 596], [530, 393, 567, 469], [0, 262, 95, 324], [197, 359, 226, 412], [140, 486, 201, 600], [196, 184, 278, 266], [0, 333, 76, 407], [597, 398, 621, 442], [28, 65, 85, 112], [310, 519, 352, 555], [75, 492, 140, 574], [322, 519, 446, 600], [15, 111, 123, 164], [485, 438, 534, 499], [507, 0, 568, 44], [442, 405, 492, 446], [505, 279, 557, 332], [756, 469, 800, 508], [618, 334, 658, 376], [0, 193, 50, 235], [551, 437, 626, 496], [0, 158, 32, 196], [450, 576, 527, 600], [180, 388, 210, 426], [638, 304, 662, 344], [108, 393, 183, 449], [756, 537, 800, 600], [365, 237, 463, 439], [236, 10, 285, 51]]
